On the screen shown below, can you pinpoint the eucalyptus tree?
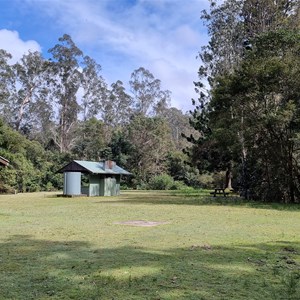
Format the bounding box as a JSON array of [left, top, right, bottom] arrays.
[[12, 51, 53, 134], [157, 107, 196, 151], [126, 115, 173, 185], [243, 0, 299, 37], [0, 50, 53, 141], [81, 55, 108, 121], [0, 50, 14, 123], [199, 0, 299, 84], [129, 67, 171, 116], [103, 80, 133, 127], [48, 34, 83, 153]]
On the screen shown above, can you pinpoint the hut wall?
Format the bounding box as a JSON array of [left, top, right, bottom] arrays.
[[89, 174, 100, 196]]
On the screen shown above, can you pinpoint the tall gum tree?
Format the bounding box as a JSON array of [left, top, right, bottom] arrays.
[[129, 67, 171, 116], [13, 51, 52, 133], [0, 50, 14, 123], [81, 55, 108, 122], [48, 34, 83, 153]]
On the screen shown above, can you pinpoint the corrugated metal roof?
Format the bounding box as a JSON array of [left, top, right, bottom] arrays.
[[74, 160, 131, 175]]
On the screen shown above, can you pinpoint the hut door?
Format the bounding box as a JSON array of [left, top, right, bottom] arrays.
[[105, 176, 117, 196]]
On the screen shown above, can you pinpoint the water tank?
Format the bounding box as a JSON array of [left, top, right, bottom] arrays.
[[63, 172, 81, 195]]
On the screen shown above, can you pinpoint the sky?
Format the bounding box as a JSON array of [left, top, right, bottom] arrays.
[[0, 0, 211, 112]]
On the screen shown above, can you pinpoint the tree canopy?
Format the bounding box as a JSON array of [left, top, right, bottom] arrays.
[[187, 0, 300, 202]]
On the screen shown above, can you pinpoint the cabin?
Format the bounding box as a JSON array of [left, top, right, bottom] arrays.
[[58, 160, 131, 197]]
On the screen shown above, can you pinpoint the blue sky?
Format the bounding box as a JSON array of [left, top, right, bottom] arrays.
[[0, 0, 211, 112]]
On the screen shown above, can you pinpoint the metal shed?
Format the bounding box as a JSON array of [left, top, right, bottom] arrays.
[[58, 160, 131, 197]]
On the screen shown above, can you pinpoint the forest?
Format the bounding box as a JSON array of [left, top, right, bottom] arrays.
[[0, 0, 299, 203], [0, 34, 199, 193]]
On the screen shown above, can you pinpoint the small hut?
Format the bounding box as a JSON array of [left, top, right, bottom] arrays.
[[58, 160, 131, 197]]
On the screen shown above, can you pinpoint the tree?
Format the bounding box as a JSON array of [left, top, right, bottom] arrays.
[[197, 30, 300, 202], [126, 115, 173, 185], [199, 0, 244, 82], [0, 50, 14, 124], [162, 107, 198, 151], [198, 0, 299, 86], [72, 117, 106, 161], [12, 51, 53, 133], [243, 0, 299, 37], [48, 34, 83, 153], [0, 118, 62, 192], [108, 130, 133, 167], [129, 67, 171, 116], [81, 55, 108, 121], [188, 0, 300, 196], [235, 30, 300, 202], [103, 80, 133, 127]]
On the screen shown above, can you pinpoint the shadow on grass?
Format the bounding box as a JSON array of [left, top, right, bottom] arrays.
[[97, 190, 300, 212], [1, 235, 300, 299]]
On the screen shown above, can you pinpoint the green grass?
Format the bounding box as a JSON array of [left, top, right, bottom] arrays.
[[0, 190, 300, 299]]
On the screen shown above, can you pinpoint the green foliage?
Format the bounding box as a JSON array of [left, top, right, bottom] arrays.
[[0, 120, 63, 193], [147, 174, 188, 190], [109, 130, 133, 167], [0, 33, 204, 192], [148, 173, 175, 190], [169, 180, 187, 190], [127, 115, 173, 186], [189, 2, 300, 203], [72, 118, 106, 160], [129, 67, 171, 116]]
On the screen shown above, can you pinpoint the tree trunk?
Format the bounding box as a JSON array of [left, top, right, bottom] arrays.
[[16, 86, 34, 131], [225, 168, 233, 190]]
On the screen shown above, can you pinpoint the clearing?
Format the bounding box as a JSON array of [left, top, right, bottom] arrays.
[[0, 190, 300, 299]]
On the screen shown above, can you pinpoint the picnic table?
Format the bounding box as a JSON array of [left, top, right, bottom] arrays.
[[210, 188, 229, 197]]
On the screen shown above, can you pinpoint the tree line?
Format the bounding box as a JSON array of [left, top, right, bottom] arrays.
[[0, 34, 200, 192], [186, 0, 300, 202], [1, 0, 299, 203]]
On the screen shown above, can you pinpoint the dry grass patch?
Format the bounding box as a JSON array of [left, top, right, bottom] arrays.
[[114, 220, 169, 227]]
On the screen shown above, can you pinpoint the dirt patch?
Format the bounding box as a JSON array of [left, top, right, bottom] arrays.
[[115, 220, 169, 227]]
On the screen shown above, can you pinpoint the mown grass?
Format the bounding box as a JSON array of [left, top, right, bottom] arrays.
[[0, 190, 300, 299]]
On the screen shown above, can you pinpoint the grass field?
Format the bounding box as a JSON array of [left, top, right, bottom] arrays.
[[0, 190, 300, 299]]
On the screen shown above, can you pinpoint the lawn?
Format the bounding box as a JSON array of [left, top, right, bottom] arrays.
[[0, 190, 300, 299]]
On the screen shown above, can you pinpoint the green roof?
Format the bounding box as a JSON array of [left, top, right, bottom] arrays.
[[58, 160, 131, 175]]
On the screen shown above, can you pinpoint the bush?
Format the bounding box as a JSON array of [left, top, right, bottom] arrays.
[[0, 183, 15, 194], [198, 173, 214, 189], [212, 171, 226, 188], [170, 180, 187, 190], [148, 174, 175, 190]]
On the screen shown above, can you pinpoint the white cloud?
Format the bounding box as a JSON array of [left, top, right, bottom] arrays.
[[0, 29, 41, 63], [16, 0, 211, 110]]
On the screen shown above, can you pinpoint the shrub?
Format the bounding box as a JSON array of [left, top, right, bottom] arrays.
[[148, 174, 175, 190], [198, 173, 214, 188], [170, 180, 187, 190], [0, 183, 15, 194]]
